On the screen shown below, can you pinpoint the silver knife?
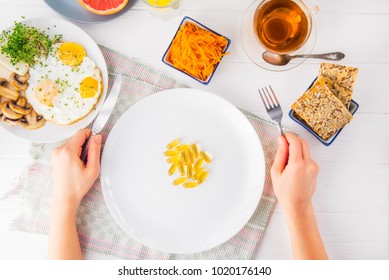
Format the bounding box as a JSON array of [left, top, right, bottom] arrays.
[[80, 74, 123, 163]]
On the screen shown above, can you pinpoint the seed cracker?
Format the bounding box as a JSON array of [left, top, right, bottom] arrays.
[[319, 63, 359, 92], [292, 79, 353, 140], [317, 75, 353, 109]]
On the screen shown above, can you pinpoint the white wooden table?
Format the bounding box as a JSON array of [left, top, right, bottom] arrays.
[[0, 0, 388, 260]]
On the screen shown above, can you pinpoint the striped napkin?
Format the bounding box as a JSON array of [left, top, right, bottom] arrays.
[[5, 46, 280, 259]]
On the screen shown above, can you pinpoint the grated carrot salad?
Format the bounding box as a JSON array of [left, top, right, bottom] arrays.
[[167, 21, 229, 82]]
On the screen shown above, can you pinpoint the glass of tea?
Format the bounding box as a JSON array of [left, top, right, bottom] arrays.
[[254, 0, 317, 54]]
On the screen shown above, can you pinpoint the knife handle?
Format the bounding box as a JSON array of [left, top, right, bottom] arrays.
[[80, 133, 94, 164]]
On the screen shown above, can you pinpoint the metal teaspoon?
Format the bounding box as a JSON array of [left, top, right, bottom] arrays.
[[262, 51, 345, 66]]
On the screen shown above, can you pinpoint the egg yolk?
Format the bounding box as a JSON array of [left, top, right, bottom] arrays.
[[35, 80, 59, 106], [80, 77, 100, 98], [57, 42, 86, 66]]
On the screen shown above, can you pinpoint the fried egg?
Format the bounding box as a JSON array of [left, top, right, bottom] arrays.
[[25, 42, 102, 125]]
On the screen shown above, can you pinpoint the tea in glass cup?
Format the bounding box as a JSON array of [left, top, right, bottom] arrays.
[[254, 0, 313, 54]]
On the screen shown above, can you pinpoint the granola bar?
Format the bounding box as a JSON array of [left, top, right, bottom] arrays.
[[292, 80, 353, 140], [319, 63, 359, 92]]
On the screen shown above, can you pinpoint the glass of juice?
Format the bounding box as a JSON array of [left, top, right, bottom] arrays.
[[142, 0, 182, 19]]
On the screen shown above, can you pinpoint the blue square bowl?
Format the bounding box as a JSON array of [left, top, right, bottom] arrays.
[[162, 16, 231, 85], [289, 79, 359, 146]]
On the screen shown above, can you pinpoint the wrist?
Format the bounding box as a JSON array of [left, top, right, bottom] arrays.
[[51, 193, 80, 219], [282, 202, 314, 225]]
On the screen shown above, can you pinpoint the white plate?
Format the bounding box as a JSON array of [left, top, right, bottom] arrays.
[[0, 18, 108, 142], [101, 88, 265, 254]]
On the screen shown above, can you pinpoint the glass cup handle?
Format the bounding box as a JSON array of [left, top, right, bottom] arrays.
[[310, 5, 319, 15], [172, 1, 180, 9]]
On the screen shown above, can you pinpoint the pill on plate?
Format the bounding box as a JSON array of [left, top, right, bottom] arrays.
[[166, 139, 180, 150], [193, 158, 204, 170], [198, 170, 208, 184], [178, 161, 186, 176], [191, 144, 199, 158], [164, 150, 179, 157], [187, 149, 195, 163], [184, 181, 198, 188], [200, 151, 212, 163], [173, 177, 187, 186], [193, 167, 204, 180], [186, 165, 193, 178], [176, 144, 191, 151], [168, 163, 178, 176], [181, 150, 189, 164], [167, 156, 181, 163]]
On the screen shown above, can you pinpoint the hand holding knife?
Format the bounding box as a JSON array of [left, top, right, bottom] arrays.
[[80, 74, 123, 163]]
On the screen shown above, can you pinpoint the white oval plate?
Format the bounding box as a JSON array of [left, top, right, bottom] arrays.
[[0, 18, 108, 143], [101, 88, 265, 254]]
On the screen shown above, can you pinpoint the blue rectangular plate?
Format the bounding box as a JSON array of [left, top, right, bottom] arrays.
[[162, 16, 231, 85]]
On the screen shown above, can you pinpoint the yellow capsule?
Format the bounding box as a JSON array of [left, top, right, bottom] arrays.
[[187, 149, 194, 163], [168, 163, 178, 176], [200, 151, 212, 163], [164, 150, 179, 157], [191, 144, 199, 158], [193, 168, 204, 180], [184, 181, 199, 188], [178, 161, 186, 176], [193, 158, 204, 170], [176, 144, 191, 151], [167, 156, 181, 164], [173, 177, 187, 186], [186, 165, 193, 178], [166, 138, 180, 150], [198, 170, 209, 184], [181, 150, 189, 164]]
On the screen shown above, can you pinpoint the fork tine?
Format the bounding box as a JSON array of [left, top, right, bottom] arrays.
[[258, 85, 284, 136], [268, 85, 280, 106], [263, 87, 275, 108], [264, 87, 275, 108], [258, 88, 270, 110]]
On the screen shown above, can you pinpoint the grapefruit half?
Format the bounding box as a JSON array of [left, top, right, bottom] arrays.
[[79, 0, 129, 15]]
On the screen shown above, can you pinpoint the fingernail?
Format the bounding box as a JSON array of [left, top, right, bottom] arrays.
[[94, 135, 102, 144]]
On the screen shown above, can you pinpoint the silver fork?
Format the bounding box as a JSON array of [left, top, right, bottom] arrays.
[[258, 86, 284, 135]]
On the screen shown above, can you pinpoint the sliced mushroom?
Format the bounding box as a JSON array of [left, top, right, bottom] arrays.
[[1, 114, 20, 126], [20, 110, 46, 130], [0, 78, 7, 87], [1, 101, 23, 119], [16, 96, 27, 107], [0, 96, 10, 104], [0, 85, 20, 101], [9, 72, 30, 91], [9, 97, 32, 115]]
